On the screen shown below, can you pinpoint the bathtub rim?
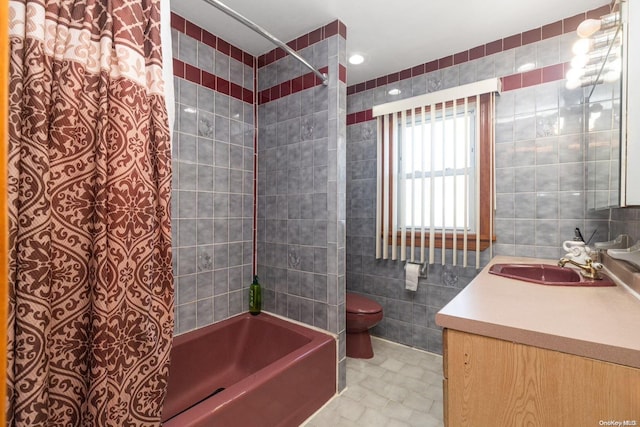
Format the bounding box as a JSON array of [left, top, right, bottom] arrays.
[[172, 310, 338, 341]]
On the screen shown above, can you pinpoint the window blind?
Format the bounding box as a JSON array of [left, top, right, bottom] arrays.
[[373, 78, 500, 268]]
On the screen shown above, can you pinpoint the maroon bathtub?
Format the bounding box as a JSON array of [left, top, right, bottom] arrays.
[[161, 312, 337, 427]]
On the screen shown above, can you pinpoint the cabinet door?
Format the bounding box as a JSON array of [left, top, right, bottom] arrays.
[[444, 329, 640, 426]]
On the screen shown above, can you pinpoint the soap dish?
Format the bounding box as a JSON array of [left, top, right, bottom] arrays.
[[594, 234, 632, 250], [608, 241, 640, 270]]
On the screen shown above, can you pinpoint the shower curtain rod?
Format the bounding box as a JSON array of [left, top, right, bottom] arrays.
[[201, 0, 329, 86]]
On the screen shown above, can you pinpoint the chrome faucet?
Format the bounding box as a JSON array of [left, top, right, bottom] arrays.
[[557, 257, 603, 280]]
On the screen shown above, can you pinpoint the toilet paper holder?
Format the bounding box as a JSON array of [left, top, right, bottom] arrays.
[[406, 260, 428, 278]]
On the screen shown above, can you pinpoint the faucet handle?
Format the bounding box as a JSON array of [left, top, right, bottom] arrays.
[[590, 260, 603, 270], [583, 259, 603, 279]]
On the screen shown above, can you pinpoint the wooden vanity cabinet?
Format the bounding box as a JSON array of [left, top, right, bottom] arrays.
[[442, 328, 640, 426]]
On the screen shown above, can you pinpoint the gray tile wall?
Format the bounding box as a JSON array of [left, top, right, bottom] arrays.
[[610, 207, 640, 241], [257, 31, 348, 390], [346, 31, 611, 354], [171, 25, 255, 334]]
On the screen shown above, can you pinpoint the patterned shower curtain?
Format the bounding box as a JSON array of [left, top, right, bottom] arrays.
[[7, 0, 173, 425]]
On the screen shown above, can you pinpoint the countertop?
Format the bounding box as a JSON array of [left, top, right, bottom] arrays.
[[435, 255, 640, 369]]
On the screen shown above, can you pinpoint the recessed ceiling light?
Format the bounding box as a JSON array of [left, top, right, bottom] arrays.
[[349, 54, 365, 65], [388, 88, 401, 96]]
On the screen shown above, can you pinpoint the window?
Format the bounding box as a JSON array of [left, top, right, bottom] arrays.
[[399, 102, 477, 231], [373, 80, 499, 266]]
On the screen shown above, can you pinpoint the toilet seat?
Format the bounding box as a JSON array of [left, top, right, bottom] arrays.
[[346, 293, 382, 314]]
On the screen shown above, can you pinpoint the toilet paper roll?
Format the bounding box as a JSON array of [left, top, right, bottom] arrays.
[[405, 263, 420, 291]]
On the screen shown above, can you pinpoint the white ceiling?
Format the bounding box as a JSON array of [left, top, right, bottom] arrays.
[[171, 0, 608, 85]]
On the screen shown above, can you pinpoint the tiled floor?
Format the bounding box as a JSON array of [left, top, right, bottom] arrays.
[[303, 337, 444, 427]]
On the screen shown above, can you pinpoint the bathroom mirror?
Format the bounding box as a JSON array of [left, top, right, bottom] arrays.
[[584, 0, 640, 210], [584, 31, 621, 210], [620, 0, 640, 206]]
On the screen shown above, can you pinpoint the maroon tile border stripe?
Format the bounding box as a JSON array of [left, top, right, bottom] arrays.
[[501, 63, 568, 91], [171, 12, 255, 68], [346, 109, 374, 126], [173, 58, 254, 104], [257, 64, 348, 105], [255, 18, 348, 105], [346, 63, 570, 126], [347, 4, 610, 95], [257, 20, 347, 68]]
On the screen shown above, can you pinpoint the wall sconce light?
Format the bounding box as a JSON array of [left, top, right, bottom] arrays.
[[577, 12, 620, 38], [566, 7, 622, 90]]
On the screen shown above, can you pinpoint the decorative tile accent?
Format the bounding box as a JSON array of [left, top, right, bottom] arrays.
[[257, 65, 348, 105], [258, 20, 347, 68], [173, 58, 254, 104], [504, 34, 522, 50]]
